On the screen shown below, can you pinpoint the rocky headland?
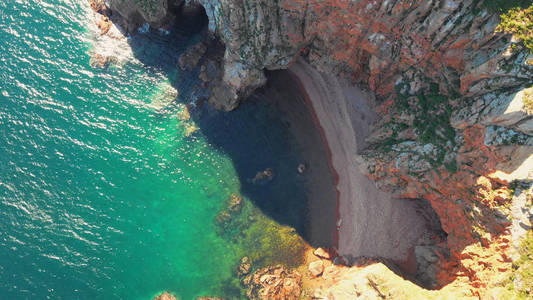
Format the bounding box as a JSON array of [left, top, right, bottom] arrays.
[[89, 0, 532, 298]]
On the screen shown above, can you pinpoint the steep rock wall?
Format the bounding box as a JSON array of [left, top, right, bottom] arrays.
[[197, 0, 532, 110]]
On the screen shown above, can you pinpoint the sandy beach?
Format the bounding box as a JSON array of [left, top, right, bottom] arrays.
[[288, 59, 432, 261]]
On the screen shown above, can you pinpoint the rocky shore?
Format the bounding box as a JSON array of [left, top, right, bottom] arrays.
[[89, 0, 533, 298]]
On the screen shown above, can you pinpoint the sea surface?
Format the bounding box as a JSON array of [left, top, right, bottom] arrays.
[[0, 1, 324, 299]]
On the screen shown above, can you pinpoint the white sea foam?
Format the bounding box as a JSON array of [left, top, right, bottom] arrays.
[[138, 22, 150, 34], [83, 8, 137, 66]]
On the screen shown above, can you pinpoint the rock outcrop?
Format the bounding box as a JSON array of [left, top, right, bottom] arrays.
[[242, 265, 302, 300], [153, 291, 179, 300], [106, 0, 177, 32]]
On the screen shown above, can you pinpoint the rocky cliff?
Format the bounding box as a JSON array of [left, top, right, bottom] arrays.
[[201, 0, 533, 111], [94, 0, 533, 298]]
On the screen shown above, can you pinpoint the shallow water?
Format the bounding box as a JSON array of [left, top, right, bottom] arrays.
[[0, 1, 334, 299]]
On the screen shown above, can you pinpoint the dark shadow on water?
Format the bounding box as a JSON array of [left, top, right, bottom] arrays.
[[121, 10, 337, 247], [192, 75, 338, 246]]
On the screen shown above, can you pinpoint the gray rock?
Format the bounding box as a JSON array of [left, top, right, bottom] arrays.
[[178, 42, 208, 70]]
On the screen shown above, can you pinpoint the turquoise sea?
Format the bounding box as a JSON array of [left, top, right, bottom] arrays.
[[0, 1, 335, 299]]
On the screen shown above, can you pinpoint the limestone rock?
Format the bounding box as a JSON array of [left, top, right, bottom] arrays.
[[313, 247, 331, 260], [484, 126, 533, 147], [196, 0, 531, 111], [243, 265, 302, 300], [308, 260, 324, 277], [214, 193, 244, 230], [453, 88, 533, 135]]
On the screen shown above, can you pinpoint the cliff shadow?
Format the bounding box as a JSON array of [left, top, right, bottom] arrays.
[[111, 9, 337, 247], [191, 70, 339, 247]]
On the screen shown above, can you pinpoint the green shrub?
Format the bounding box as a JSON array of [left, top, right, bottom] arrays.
[[511, 230, 533, 298], [481, 0, 531, 12], [495, 4, 533, 53], [524, 87, 533, 114]]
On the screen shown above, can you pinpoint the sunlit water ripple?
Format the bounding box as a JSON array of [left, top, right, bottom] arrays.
[[0, 1, 320, 299]]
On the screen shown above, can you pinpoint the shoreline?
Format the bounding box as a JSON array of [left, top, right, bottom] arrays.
[[287, 59, 432, 262], [286, 69, 342, 250], [258, 70, 338, 247]]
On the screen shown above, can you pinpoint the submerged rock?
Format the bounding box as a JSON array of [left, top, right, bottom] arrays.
[[214, 210, 231, 227], [183, 123, 199, 137], [89, 53, 118, 68], [150, 84, 179, 111], [236, 256, 252, 276], [214, 193, 244, 229], [228, 194, 243, 214], [250, 168, 274, 185], [175, 105, 191, 121], [153, 291, 178, 300], [178, 41, 208, 70]]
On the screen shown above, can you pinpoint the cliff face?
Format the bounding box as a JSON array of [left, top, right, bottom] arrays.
[[201, 0, 532, 109], [100, 0, 533, 297], [104, 1, 532, 111]]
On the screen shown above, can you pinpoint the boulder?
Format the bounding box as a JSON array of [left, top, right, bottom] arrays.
[[313, 248, 331, 260], [178, 42, 208, 70], [308, 260, 324, 277], [243, 265, 302, 300]]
